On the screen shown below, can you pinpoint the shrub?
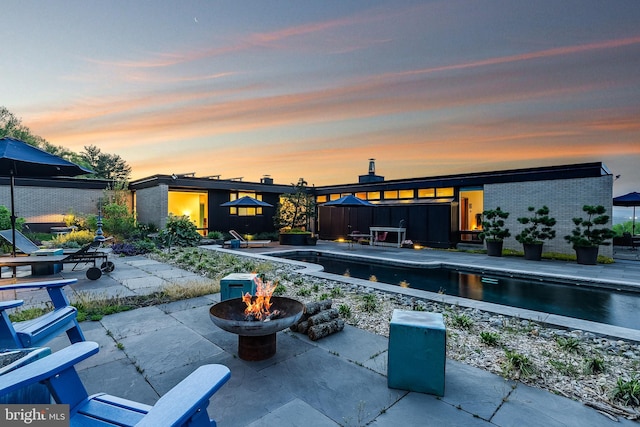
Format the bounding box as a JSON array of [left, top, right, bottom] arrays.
[[451, 313, 473, 329], [564, 205, 615, 248], [503, 349, 534, 378], [480, 331, 500, 346], [0, 205, 24, 230], [158, 214, 201, 247], [361, 294, 378, 312], [207, 231, 224, 240], [339, 304, 352, 318], [479, 207, 511, 242], [51, 230, 96, 247], [612, 376, 640, 406], [515, 206, 556, 244]]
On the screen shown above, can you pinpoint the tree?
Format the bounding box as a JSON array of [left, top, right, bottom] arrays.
[[274, 178, 316, 231], [1, 106, 131, 181], [80, 145, 132, 181]]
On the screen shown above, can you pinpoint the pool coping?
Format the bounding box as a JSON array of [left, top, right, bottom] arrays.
[[206, 247, 640, 343]]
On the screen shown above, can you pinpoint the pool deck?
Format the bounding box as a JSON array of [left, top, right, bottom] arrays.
[[2, 242, 640, 426]]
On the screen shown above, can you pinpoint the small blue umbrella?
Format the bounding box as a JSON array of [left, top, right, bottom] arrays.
[[220, 196, 273, 208], [0, 137, 93, 256], [321, 195, 375, 207], [322, 195, 376, 240]]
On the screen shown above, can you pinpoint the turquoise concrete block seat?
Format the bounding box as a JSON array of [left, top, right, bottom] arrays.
[[387, 310, 446, 396], [220, 273, 257, 301]]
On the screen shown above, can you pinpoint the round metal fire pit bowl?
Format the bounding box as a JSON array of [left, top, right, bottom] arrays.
[[209, 296, 304, 361]]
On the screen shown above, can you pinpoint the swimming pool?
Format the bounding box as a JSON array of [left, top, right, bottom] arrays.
[[274, 252, 640, 330]]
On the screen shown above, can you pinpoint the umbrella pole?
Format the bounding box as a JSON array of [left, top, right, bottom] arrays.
[[10, 172, 16, 258]]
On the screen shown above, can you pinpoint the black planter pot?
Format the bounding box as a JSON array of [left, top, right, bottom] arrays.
[[485, 240, 504, 257], [523, 243, 543, 261], [279, 233, 312, 246], [575, 246, 599, 265]]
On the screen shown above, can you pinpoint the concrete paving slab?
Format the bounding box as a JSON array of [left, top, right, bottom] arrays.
[[362, 348, 388, 375], [442, 360, 514, 421], [203, 353, 298, 427], [261, 347, 404, 426], [369, 391, 494, 426], [292, 324, 389, 365], [158, 294, 218, 314], [118, 324, 225, 377], [145, 354, 230, 396], [99, 305, 182, 339], [121, 275, 168, 291], [492, 381, 638, 427], [108, 266, 152, 281], [148, 268, 197, 279], [123, 259, 165, 267], [244, 398, 340, 427], [79, 358, 160, 406], [48, 320, 128, 370]]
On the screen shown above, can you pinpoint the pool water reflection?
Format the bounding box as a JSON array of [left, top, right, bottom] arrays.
[[277, 253, 640, 330]]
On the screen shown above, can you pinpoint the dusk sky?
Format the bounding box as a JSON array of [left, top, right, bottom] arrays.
[[2, 1, 639, 197]]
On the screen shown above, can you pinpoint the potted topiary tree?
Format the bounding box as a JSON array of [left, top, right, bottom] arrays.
[[564, 205, 615, 265], [515, 206, 556, 261], [479, 207, 511, 257]]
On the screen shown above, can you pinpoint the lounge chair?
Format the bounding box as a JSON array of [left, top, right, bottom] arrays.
[[0, 341, 230, 427], [0, 278, 85, 349], [224, 230, 271, 248], [0, 230, 114, 280], [622, 232, 638, 251]]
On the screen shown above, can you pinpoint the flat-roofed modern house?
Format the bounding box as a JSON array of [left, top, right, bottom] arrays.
[[129, 174, 293, 236], [314, 161, 612, 256], [1, 161, 613, 257]]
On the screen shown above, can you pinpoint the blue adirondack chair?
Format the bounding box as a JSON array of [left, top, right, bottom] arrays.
[[0, 278, 85, 350], [0, 341, 231, 426]]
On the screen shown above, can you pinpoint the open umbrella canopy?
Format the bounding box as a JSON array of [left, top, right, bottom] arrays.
[[613, 191, 640, 235], [220, 195, 273, 208], [0, 137, 93, 177], [0, 137, 93, 258], [613, 192, 640, 207], [321, 195, 375, 207]]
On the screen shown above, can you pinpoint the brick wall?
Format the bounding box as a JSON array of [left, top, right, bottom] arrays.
[[134, 184, 169, 229], [0, 183, 132, 232], [484, 175, 613, 256]]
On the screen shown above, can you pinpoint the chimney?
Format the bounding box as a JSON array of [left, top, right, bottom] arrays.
[[359, 159, 384, 183], [260, 175, 273, 185]]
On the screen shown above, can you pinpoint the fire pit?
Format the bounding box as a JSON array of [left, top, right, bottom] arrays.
[[209, 296, 304, 361]]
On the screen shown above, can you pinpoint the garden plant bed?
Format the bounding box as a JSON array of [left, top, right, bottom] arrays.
[[147, 248, 639, 420]]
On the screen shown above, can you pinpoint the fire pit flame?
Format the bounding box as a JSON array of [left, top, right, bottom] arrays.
[[241, 277, 276, 321]]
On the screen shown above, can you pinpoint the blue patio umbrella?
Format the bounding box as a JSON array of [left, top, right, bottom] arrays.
[[613, 191, 640, 235], [322, 195, 376, 239], [220, 196, 273, 208], [0, 137, 93, 256], [321, 195, 375, 208]]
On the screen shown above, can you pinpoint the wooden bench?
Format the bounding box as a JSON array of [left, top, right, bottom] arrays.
[[0, 278, 85, 349], [0, 341, 231, 427]]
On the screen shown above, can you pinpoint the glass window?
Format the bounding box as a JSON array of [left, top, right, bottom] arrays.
[[329, 194, 341, 201], [436, 187, 454, 197], [355, 192, 367, 200], [384, 190, 398, 199], [316, 195, 327, 203], [418, 188, 435, 198], [367, 191, 381, 200], [398, 189, 414, 199]]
